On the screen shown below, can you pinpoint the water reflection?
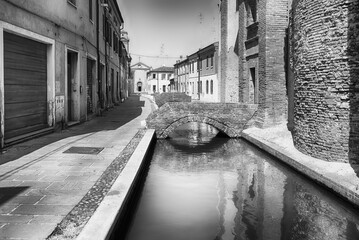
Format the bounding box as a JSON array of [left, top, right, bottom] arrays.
[[124, 123, 359, 240]]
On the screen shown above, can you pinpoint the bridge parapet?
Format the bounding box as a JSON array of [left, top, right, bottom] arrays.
[[146, 102, 258, 138]]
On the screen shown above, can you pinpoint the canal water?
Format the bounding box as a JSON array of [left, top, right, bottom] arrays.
[[122, 123, 359, 240]]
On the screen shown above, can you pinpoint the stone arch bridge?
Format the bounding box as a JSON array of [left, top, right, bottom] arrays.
[[146, 102, 258, 139]]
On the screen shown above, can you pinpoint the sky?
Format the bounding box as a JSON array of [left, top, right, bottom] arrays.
[[117, 0, 220, 69]]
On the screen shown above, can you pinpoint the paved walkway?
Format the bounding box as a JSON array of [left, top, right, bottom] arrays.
[[0, 95, 154, 240]]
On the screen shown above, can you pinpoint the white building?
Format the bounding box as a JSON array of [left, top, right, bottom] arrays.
[[174, 42, 219, 102], [130, 62, 151, 94], [147, 66, 174, 94]]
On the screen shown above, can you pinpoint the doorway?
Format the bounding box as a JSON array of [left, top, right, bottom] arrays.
[[98, 64, 104, 109], [111, 68, 115, 104], [87, 58, 96, 115], [67, 50, 79, 123]]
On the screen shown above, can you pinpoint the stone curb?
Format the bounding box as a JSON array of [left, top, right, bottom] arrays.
[[76, 129, 155, 240], [241, 131, 359, 208]]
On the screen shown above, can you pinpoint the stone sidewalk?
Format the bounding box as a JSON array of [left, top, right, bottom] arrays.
[[0, 95, 154, 240]]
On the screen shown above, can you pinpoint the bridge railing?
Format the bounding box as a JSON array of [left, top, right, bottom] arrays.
[[153, 93, 191, 107]]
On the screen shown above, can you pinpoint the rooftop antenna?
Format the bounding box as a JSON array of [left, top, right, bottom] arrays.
[[160, 43, 165, 66], [199, 12, 204, 48]]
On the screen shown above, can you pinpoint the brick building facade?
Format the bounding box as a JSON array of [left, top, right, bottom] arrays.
[[219, 0, 240, 103], [236, 0, 291, 128], [220, 0, 291, 127], [290, 0, 359, 163]]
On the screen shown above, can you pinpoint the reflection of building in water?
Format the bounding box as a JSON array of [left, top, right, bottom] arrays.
[[230, 143, 359, 240], [282, 179, 352, 240], [232, 148, 285, 240], [153, 134, 359, 239]]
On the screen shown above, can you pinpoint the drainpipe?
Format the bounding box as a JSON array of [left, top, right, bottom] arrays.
[[96, 0, 102, 110], [119, 24, 124, 102], [104, 10, 109, 109], [197, 53, 201, 100]]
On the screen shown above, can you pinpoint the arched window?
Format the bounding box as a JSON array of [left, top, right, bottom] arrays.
[[210, 80, 213, 94], [206, 80, 209, 94]]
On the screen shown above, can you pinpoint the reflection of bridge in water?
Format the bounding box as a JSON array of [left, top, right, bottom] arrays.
[[151, 137, 359, 239], [146, 102, 258, 138]]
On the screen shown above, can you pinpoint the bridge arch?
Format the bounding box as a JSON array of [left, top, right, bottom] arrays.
[[157, 115, 237, 139], [145, 102, 258, 139]]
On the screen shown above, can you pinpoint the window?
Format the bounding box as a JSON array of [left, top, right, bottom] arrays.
[[249, 68, 258, 103], [103, 15, 112, 46], [109, 26, 112, 47], [163, 85, 166, 92], [206, 80, 209, 94], [211, 55, 214, 67], [89, 0, 93, 21], [162, 74, 165, 80], [68, 0, 76, 7], [153, 85, 156, 92], [246, 0, 258, 26], [210, 80, 213, 94], [113, 32, 119, 54], [206, 57, 209, 68], [103, 14, 106, 38], [152, 73, 156, 79]]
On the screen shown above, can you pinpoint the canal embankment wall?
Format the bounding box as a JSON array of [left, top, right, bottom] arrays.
[[242, 124, 359, 208], [77, 129, 156, 240]]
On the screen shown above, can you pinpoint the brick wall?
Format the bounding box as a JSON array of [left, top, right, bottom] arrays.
[[220, 0, 240, 103], [236, 0, 290, 128], [146, 102, 258, 138], [238, 2, 247, 103], [255, 0, 289, 128], [291, 0, 359, 163]]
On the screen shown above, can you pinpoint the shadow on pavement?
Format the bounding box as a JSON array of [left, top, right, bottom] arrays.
[[0, 187, 29, 206], [0, 95, 145, 165]]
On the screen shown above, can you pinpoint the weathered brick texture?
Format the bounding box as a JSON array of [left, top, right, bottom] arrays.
[[291, 0, 359, 163], [153, 93, 191, 108], [220, 0, 240, 103], [236, 0, 290, 128], [146, 102, 258, 138], [256, 0, 290, 128]]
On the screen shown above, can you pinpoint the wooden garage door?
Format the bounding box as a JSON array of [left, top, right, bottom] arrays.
[[4, 32, 48, 141]]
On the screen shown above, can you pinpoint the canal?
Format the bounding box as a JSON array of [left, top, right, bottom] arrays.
[[118, 123, 359, 240]]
